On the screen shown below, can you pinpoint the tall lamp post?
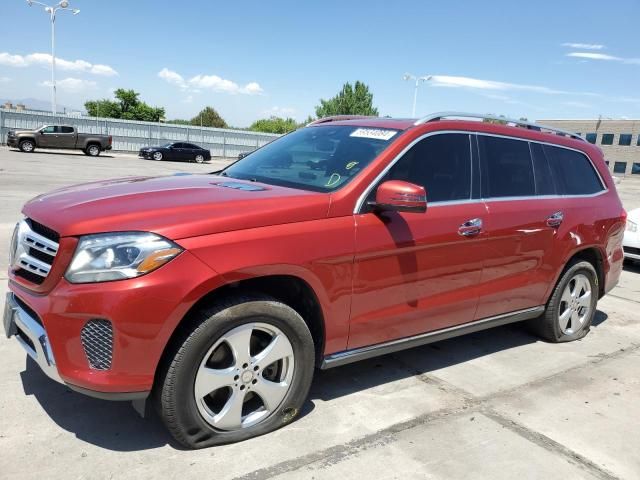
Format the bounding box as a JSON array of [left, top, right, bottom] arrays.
[[26, 0, 80, 117], [403, 73, 432, 117]]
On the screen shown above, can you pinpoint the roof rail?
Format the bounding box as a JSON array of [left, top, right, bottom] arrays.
[[306, 115, 374, 127], [414, 111, 585, 141]]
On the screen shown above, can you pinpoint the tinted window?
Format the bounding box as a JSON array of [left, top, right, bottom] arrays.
[[637, 136, 640, 146], [41, 126, 55, 133], [529, 143, 556, 195], [184, 143, 199, 149], [601, 134, 614, 145], [619, 134, 632, 146], [479, 136, 534, 198], [173, 143, 185, 148], [60, 126, 74, 133], [544, 145, 604, 195], [585, 133, 597, 144], [632, 163, 640, 175], [373, 134, 472, 203], [614, 162, 627, 174]]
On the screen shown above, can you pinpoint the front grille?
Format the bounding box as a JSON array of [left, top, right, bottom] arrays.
[[81, 319, 114, 370], [624, 246, 640, 256], [11, 219, 59, 285]]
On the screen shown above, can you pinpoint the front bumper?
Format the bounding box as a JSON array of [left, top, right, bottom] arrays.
[[5, 249, 221, 399], [7, 137, 17, 147], [4, 292, 62, 384], [623, 228, 640, 261]]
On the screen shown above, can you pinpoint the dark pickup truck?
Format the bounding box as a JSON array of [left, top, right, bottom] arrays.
[[7, 125, 112, 156]]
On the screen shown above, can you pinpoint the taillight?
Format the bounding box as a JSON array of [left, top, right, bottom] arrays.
[[108, 135, 112, 145]]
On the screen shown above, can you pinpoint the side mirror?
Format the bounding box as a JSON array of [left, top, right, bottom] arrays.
[[369, 180, 427, 214]]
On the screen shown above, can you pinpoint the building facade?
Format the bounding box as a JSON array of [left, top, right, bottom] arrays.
[[536, 119, 640, 176]]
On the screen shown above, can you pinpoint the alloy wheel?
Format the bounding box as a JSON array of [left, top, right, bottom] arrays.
[[153, 151, 163, 161], [558, 273, 592, 335], [194, 322, 295, 431], [195, 154, 204, 163]]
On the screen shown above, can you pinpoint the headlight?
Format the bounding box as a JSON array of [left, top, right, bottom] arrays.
[[627, 220, 638, 233], [65, 232, 182, 283]]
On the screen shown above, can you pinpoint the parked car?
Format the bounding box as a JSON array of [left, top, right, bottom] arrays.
[[623, 207, 640, 262], [139, 142, 211, 163], [4, 113, 626, 449], [7, 125, 112, 156], [237, 150, 254, 160]]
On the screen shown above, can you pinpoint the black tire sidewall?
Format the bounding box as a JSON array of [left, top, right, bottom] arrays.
[[548, 261, 598, 342], [161, 298, 315, 448]]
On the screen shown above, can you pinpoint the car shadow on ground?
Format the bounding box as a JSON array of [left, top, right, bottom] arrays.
[[5, 148, 116, 158], [19, 310, 609, 452]]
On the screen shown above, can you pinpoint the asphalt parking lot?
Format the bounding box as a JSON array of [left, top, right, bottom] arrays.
[[0, 146, 639, 480]]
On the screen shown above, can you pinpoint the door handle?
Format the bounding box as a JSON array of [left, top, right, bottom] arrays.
[[458, 218, 483, 236], [546, 211, 564, 228]]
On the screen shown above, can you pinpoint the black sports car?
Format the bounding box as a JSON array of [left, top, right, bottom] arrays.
[[139, 142, 211, 163]]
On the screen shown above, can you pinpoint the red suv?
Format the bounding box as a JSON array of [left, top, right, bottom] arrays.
[[4, 113, 626, 448]]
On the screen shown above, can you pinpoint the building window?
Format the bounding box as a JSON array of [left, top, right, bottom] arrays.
[[601, 134, 614, 145], [585, 133, 597, 144], [632, 163, 640, 175], [613, 162, 627, 174], [637, 135, 640, 146], [619, 134, 632, 146]]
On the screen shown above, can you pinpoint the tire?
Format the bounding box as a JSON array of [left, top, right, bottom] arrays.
[[158, 294, 315, 449], [153, 151, 163, 161], [86, 144, 101, 157], [19, 140, 35, 153], [194, 154, 205, 164], [531, 260, 598, 343]]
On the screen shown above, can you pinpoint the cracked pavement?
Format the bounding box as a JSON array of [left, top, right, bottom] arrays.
[[1, 148, 639, 479]]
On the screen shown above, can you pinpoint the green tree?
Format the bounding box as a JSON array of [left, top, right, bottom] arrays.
[[315, 81, 379, 118], [249, 116, 298, 134], [190, 106, 227, 128], [84, 88, 165, 122]]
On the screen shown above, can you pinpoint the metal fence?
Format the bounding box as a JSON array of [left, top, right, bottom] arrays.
[[0, 108, 280, 157]]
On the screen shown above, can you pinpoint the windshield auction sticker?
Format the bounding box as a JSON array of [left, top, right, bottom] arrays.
[[349, 128, 397, 141]]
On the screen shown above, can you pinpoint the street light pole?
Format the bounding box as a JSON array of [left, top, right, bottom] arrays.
[[403, 73, 433, 117], [26, 0, 80, 117]]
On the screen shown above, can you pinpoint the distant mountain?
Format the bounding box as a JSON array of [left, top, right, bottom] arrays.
[[1, 98, 84, 114]]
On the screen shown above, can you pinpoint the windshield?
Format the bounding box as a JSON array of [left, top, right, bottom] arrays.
[[221, 126, 400, 192]]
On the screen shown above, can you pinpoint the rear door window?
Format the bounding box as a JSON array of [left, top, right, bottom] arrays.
[[543, 145, 604, 195], [60, 126, 74, 133], [478, 136, 535, 198]]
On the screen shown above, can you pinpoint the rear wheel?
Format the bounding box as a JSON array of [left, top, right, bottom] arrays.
[[158, 295, 315, 448], [19, 140, 35, 153], [86, 144, 101, 157], [194, 154, 205, 164], [531, 260, 598, 342]]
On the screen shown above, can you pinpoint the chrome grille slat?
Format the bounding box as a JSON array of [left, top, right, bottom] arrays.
[[10, 219, 60, 283], [18, 253, 52, 277]]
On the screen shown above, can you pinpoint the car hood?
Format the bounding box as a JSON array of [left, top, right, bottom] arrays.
[[22, 174, 330, 240]]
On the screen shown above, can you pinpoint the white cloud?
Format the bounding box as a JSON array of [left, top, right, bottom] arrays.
[[0, 51, 118, 75], [158, 67, 186, 87], [263, 106, 296, 117], [429, 75, 571, 95], [567, 52, 640, 65], [40, 77, 97, 91], [158, 67, 264, 95], [562, 43, 605, 50]]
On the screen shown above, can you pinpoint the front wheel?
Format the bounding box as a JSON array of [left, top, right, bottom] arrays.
[[153, 151, 163, 161], [158, 295, 315, 448], [531, 260, 598, 342], [19, 140, 35, 153]]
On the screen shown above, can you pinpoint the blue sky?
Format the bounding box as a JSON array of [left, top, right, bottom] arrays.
[[1, 0, 639, 126]]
